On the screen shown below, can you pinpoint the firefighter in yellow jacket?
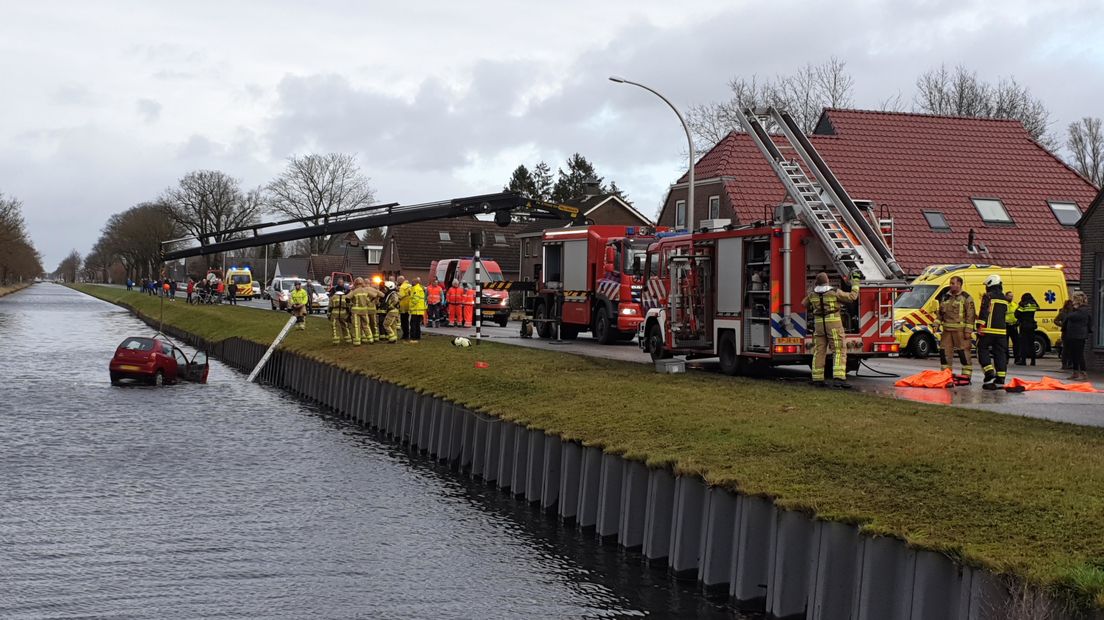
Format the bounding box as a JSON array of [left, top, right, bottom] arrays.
[[382, 281, 401, 343], [803, 271, 860, 388], [976, 274, 1010, 390], [329, 290, 352, 344], [349, 278, 379, 345], [933, 275, 976, 385]]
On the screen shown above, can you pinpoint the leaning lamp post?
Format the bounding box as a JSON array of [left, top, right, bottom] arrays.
[[608, 76, 695, 230]]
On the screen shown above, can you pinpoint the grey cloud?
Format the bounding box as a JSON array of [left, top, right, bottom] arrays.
[[136, 98, 161, 123], [177, 134, 219, 159], [52, 83, 93, 105]]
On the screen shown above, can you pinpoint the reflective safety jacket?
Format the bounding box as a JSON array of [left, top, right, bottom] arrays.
[[446, 286, 463, 305], [383, 290, 400, 312], [329, 293, 348, 317], [937, 290, 976, 331], [802, 283, 859, 332], [398, 281, 411, 312], [290, 287, 308, 307], [427, 284, 443, 305], [462, 287, 476, 306], [1016, 300, 1039, 327], [976, 291, 1009, 336], [409, 284, 427, 315], [1005, 301, 1019, 326]]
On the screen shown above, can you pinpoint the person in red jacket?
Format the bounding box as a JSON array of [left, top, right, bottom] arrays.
[[446, 279, 463, 326], [427, 278, 444, 327], [462, 282, 476, 328]]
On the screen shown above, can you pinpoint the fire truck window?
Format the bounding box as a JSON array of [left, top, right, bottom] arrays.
[[612, 245, 622, 274], [649, 253, 660, 278], [544, 245, 563, 283]]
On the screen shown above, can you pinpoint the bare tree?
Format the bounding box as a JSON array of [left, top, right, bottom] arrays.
[[686, 58, 855, 148], [98, 203, 183, 280], [162, 170, 262, 266], [914, 65, 1054, 147], [0, 192, 43, 283], [56, 250, 82, 283], [1067, 117, 1104, 186], [266, 153, 376, 254]]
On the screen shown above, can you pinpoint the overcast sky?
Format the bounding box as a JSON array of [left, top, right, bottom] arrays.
[[2, 0, 1102, 268]]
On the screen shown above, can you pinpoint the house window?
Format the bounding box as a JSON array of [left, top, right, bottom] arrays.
[[675, 200, 687, 229], [1048, 201, 1082, 227], [971, 198, 1012, 223], [923, 211, 950, 230], [494, 233, 507, 245], [523, 239, 531, 257], [366, 248, 382, 264], [439, 231, 451, 242], [708, 196, 720, 220]]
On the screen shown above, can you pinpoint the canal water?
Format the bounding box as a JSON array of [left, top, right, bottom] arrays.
[[0, 285, 747, 619]]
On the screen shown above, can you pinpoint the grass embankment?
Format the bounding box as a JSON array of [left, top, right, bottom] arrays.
[[75, 283, 1104, 609], [0, 282, 32, 298]]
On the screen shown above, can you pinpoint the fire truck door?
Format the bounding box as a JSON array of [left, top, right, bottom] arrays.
[[669, 254, 713, 347]]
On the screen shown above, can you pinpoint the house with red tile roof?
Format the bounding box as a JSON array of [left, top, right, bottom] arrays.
[[658, 109, 1099, 283], [1077, 187, 1104, 370]]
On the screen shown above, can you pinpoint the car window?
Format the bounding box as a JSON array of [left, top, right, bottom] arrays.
[[119, 337, 154, 351], [172, 348, 188, 367]]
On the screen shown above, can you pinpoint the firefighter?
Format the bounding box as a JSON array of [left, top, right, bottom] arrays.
[[447, 279, 463, 326], [408, 277, 427, 342], [290, 280, 309, 330], [462, 282, 476, 328], [329, 290, 352, 344], [397, 275, 411, 339], [1015, 292, 1039, 366], [426, 278, 444, 327], [976, 275, 1010, 390], [933, 275, 976, 385], [350, 278, 377, 345], [802, 271, 860, 389], [382, 281, 401, 343]]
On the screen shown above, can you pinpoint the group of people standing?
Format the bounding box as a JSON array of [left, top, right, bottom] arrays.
[[935, 274, 1093, 386]]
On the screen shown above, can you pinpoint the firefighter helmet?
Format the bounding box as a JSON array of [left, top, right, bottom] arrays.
[[984, 274, 1002, 288]]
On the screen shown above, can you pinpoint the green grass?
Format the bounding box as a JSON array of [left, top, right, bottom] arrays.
[[75, 283, 1104, 609]]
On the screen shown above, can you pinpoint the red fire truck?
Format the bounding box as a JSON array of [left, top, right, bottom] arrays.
[[528, 225, 661, 343], [640, 107, 908, 374]]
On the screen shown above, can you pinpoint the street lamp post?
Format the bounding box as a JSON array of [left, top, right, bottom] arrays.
[[609, 76, 695, 231]]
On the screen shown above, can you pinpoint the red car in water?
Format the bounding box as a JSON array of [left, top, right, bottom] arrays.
[[109, 336, 209, 386]]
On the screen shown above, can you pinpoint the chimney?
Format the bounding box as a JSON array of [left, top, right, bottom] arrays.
[[583, 178, 601, 198]]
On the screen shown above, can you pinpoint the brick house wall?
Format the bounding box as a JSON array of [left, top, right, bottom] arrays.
[[658, 180, 743, 230], [1078, 191, 1104, 371]]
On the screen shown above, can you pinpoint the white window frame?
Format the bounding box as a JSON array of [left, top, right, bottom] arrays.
[[971, 197, 1012, 224], [439, 231, 451, 242], [494, 233, 507, 245], [708, 195, 720, 220], [1048, 200, 1082, 227], [366, 248, 382, 264], [523, 239, 531, 257], [675, 200, 687, 229]]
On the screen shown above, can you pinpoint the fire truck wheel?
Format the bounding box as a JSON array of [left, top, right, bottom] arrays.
[[594, 308, 616, 345], [647, 322, 670, 362], [534, 303, 552, 339], [719, 332, 740, 376], [559, 326, 579, 340]]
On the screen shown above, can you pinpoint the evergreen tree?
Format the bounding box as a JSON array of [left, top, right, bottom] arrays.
[[504, 164, 539, 198], [551, 153, 604, 203], [533, 161, 554, 201], [608, 181, 627, 202]]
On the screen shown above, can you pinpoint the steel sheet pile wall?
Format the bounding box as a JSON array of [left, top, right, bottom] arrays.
[[206, 336, 1032, 619]]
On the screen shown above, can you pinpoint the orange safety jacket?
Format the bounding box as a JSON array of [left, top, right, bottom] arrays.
[[446, 286, 463, 304], [462, 288, 476, 306], [427, 284, 443, 304]]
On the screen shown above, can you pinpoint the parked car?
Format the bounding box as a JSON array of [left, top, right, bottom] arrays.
[[267, 276, 308, 311], [309, 282, 330, 314], [251, 281, 261, 298], [109, 336, 209, 386]]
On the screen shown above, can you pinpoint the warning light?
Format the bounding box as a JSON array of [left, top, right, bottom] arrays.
[[372, 275, 383, 284]]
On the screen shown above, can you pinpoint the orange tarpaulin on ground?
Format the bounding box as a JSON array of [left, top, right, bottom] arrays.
[[1004, 377, 1100, 393], [895, 369, 956, 389]]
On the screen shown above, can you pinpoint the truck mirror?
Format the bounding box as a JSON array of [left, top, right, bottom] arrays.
[[604, 246, 616, 273]]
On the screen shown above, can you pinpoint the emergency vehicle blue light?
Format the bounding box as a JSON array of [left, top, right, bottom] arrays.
[[626, 226, 636, 236], [655, 231, 690, 239]]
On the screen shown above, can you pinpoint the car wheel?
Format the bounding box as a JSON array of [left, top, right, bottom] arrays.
[[594, 308, 616, 345], [909, 333, 935, 359], [110, 372, 122, 386], [1033, 334, 1049, 359], [534, 303, 552, 339], [719, 332, 740, 376], [151, 370, 164, 386], [497, 318, 508, 328], [648, 322, 671, 362]]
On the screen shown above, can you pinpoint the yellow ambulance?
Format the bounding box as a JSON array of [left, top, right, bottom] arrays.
[[225, 266, 255, 299], [893, 264, 1069, 358]]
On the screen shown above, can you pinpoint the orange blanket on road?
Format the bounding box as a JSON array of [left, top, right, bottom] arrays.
[[895, 369, 955, 389], [1004, 377, 1100, 393]]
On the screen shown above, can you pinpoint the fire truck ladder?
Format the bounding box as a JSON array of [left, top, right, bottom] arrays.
[[735, 107, 906, 283]]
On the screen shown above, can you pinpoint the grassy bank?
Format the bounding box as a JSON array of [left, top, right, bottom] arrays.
[[0, 282, 32, 298], [75, 283, 1104, 609]]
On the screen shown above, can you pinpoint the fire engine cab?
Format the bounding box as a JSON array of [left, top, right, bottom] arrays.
[[529, 225, 661, 343], [640, 107, 908, 374]]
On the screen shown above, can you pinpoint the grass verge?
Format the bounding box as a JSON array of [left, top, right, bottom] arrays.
[[75, 283, 1104, 609], [0, 282, 32, 298]]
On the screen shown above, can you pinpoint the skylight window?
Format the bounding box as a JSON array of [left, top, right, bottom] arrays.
[[1048, 201, 1082, 226], [438, 231, 451, 242], [971, 198, 1012, 224], [923, 211, 950, 230]]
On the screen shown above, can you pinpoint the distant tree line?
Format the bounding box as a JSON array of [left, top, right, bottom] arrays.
[[83, 153, 377, 284], [0, 192, 43, 284], [687, 59, 1103, 186], [504, 153, 625, 204]]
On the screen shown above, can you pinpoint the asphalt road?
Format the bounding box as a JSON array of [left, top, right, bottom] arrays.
[[118, 286, 1104, 427]]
